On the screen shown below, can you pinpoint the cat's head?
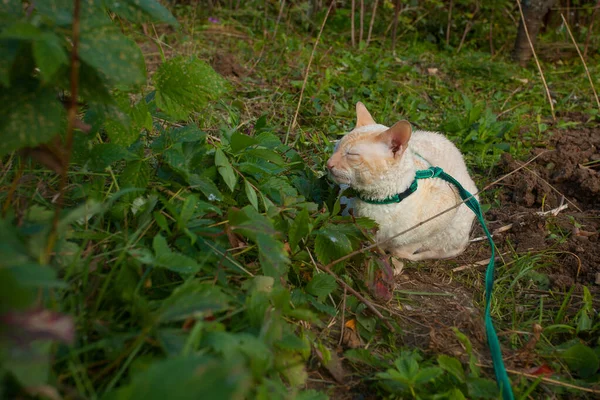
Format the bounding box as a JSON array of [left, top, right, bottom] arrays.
[[326, 102, 412, 189]]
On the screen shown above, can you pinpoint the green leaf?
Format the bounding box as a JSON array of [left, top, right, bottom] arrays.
[[104, 355, 251, 400], [414, 367, 442, 384], [214, 148, 237, 192], [244, 180, 259, 210], [437, 355, 466, 383], [296, 390, 329, 400], [79, 23, 146, 87], [257, 233, 289, 278], [0, 21, 42, 40], [313, 226, 352, 264], [106, 0, 179, 26], [33, 33, 68, 82], [154, 56, 229, 120], [158, 281, 231, 322], [121, 159, 151, 189], [306, 274, 336, 301], [466, 377, 499, 399], [152, 234, 201, 275], [0, 39, 19, 86], [188, 174, 223, 202], [230, 131, 258, 153], [0, 84, 65, 156], [88, 143, 139, 171], [288, 207, 310, 250], [560, 343, 600, 378]]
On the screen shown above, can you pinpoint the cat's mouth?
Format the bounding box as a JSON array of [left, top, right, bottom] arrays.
[[328, 170, 350, 184]]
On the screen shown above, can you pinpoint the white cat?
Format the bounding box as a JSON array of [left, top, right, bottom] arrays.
[[327, 102, 477, 273]]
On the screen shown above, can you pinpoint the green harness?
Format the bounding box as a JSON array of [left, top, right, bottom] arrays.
[[359, 166, 514, 400]]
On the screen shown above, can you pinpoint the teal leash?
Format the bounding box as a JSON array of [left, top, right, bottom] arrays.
[[360, 166, 515, 400]]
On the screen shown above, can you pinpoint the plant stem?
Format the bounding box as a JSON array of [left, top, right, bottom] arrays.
[[46, 0, 81, 261]]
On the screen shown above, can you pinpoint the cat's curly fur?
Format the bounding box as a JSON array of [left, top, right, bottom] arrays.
[[327, 102, 477, 271]]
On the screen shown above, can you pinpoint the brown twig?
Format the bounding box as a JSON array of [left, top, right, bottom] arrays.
[[323, 151, 549, 271], [320, 263, 395, 331], [391, 0, 401, 54], [561, 13, 600, 111], [338, 286, 347, 346], [359, 0, 364, 44], [477, 363, 600, 394], [446, 0, 453, 46], [285, 0, 334, 145], [46, 0, 81, 260], [515, 0, 556, 121], [366, 0, 378, 46], [456, 1, 480, 53], [351, 0, 356, 47]]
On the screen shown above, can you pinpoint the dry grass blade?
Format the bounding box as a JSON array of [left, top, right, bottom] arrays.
[[285, 0, 334, 145], [515, 0, 556, 121], [477, 364, 600, 394], [561, 13, 600, 111], [323, 151, 550, 270]]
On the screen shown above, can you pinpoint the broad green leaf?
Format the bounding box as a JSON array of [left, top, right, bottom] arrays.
[[33, 33, 68, 82], [244, 180, 259, 210], [214, 148, 237, 192], [466, 377, 499, 399], [278, 352, 307, 387], [560, 343, 599, 378], [0, 84, 65, 156], [244, 148, 285, 165], [79, 23, 146, 87], [158, 280, 230, 322], [437, 355, 466, 383], [2, 341, 52, 388], [154, 56, 229, 120], [0, 21, 42, 40], [288, 207, 309, 250], [105, 97, 151, 147], [414, 367, 442, 384], [0, 39, 19, 86], [8, 265, 67, 289], [188, 174, 223, 202], [104, 355, 251, 400], [119, 160, 151, 198], [257, 233, 289, 278], [152, 234, 201, 275], [35, 0, 111, 27], [106, 0, 179, 26], [306, 273, 336, 301], [313, 226, 352, 265], [230, 131, 258, 153], [296, 390, 329, 400], [88, 143, 138, 171]]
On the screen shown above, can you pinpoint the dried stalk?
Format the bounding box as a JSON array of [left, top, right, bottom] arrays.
[[285, 0, 334, 144], [46, 0, 81, 259], [561, 13, 600, 111], [366, 0, 378, 45], [515, 0, 556, 121]]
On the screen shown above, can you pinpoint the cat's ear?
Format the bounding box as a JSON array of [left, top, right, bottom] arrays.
[[356, 102, 376, 127], [378, 120, 412, 157]]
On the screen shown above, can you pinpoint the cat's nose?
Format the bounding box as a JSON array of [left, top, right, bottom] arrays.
[[326, 158, 335, 170]]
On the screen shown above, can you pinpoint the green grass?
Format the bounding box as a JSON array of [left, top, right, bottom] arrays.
[[1, 1, 600, 399]]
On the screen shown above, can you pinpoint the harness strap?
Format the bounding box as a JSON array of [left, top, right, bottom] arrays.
[[359, 166, 514, 400]]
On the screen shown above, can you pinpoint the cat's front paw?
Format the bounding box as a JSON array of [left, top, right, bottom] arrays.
[[391, 258, 404, 276]]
